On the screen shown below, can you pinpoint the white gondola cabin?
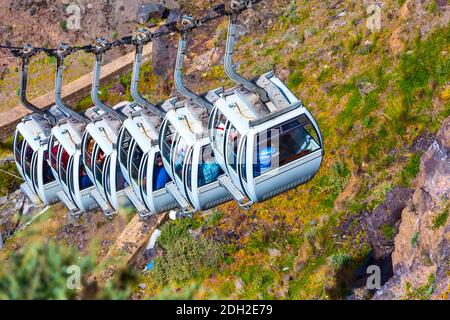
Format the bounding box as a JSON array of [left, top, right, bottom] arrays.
[[117, 28, 177, 218], [46, 44, 100, 216], [158, 25, 234, 213], [79, 38, 143, 217], [13, 45, 65, 205], [14, 111, 64, 205], [208, 6, 324, 203]]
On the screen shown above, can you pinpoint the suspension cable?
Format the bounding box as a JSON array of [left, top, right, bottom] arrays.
[[0, 0, 264, 57]]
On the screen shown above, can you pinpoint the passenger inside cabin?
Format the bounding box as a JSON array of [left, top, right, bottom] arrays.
[[116, 168, 127, 191], [253, 146, 275, 177], [79, 165, 93, 189], [43, 151, 54, 184], [61, 149, 69, 168], [153, 153, 170, 190], [85, 137, 95, 167], [96, 150, 105, 165], [198, 148, 221, 187]]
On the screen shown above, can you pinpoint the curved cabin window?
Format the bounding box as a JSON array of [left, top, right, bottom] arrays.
[[79, 162, 93, 190], [119, 129, 132, 170], [241, 137, 247, 182], [105, 159, 112, 196], [152, 152, 170, 191], [23, 144, 33, 179], [142, 155, 149, 196], [14, 132, 24, 167], [161, 122, 174, 163], [226, 124, 241, 172], [173, 137, 188, 180], [42, 150, 55, 184], [212, 109, 227, 158], [253, 115, 321, 177], [186, 150, 193, 191], [130, 144, 143, 186], [94, 146, 106, 185], [83, 135, 95, 172], [198, 144, 223, 188], [32, 155, 39, 189], [50, 136, 60, 172], [59, 148, 70, 186], [116, 160, 126, 192]]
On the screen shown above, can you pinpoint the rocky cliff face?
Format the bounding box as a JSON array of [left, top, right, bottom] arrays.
[[374, 117, 450, 300], [0, 0, 181, 66]]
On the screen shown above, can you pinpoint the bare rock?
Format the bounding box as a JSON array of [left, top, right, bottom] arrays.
[[268, 248, 282, 258], [364, 186, 413, 260], [151, 8, 181, 92], [136, 3, 169, 24], [437, 0, 448, 9], [357, 80, 376, 96], [374, 116, 450, 299]]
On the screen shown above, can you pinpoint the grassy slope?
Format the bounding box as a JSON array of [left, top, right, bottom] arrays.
[[0, 0, 448, 300], [137, 0, 450, 299]]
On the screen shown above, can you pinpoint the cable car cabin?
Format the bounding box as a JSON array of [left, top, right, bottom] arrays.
[[118, 110, 177, 216], [13, 107, 65, 205], [159, 97, 232, 212], [208, 71, 324, 203], [81, 101, 140, 215], [48, 116, 99, 216]]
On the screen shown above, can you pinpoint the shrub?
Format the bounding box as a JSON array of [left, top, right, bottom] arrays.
[[401, 153, 421, 187], [405, 274, 435, 300], [381, 224, 396, 240], [330, 252, 351, 270], [432, 208, 448, 230], [411, 232, 420, 247], [59, 20, 68, 32], [288, 71, 304, 88], [152, 220, 223, 285]]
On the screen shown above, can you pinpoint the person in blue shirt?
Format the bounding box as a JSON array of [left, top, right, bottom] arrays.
[[80, 166, 93, 189], [254, 146, 274, 177], [198, 149, 222, 187], [153, 153, 170, 190], [198, 162, 221, 187]]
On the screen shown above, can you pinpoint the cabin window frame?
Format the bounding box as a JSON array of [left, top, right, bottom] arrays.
[[212, 108, 227, 159], [253, 114, 322, 178], [82, 133, 95, 174], [129, 142, 143, 188], [161, 121, 175, 164], [93, 145, 106, 187], [14, 131, 25, 168], [119, 128, 132, 171], [225, 123, 241, 173]]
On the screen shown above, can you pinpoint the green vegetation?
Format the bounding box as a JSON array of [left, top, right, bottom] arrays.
[[431, 207, 448, 230], [59, 20, 68, 32], [0, 162, 22, 197], [330, 252, 351, 270], [152, 219, 224, 285], [0, 241, 136, 299], [401, 153, 421, 187], [0, 136, 21, 196], [0, 241, 85, 299], [111, 30, 119, 40], [1, 0, 449, 300], [405, 274, 435, 300], [381, 224, 396, 241], [411, 232, 420, 247]]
